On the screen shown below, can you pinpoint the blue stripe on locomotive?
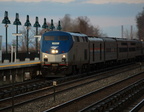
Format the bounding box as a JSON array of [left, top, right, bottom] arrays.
[[41, 31, 73, 54]]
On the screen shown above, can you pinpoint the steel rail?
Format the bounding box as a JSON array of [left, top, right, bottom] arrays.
[[0, 63, 141, 111], [129, 99, 144, 112], [43, 72, 144, 112]]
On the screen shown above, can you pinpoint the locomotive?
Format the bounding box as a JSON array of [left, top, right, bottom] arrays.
[[40, 31, 144, 77]]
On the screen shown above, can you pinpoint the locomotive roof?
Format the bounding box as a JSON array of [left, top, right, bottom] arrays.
[[114, 38, 140, 43], [68, 32, 87, 37], [43, 31, 87, 37]]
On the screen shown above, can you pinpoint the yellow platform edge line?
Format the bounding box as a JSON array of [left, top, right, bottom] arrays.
[[0, 62, 40, 68]]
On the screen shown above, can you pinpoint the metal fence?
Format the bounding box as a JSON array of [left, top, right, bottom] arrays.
[[2, 51, 40, 62]]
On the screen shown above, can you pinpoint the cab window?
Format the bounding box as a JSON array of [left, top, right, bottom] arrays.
[[58, 36, 68, 40], [44, 36, 55, 40]]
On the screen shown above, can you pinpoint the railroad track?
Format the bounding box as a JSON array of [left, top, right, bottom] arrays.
[[0, 63, 135, 99], [0, 78, 49, 99], [45, 72, 144, 112], [129, 98, 144, 112], [123, 91, 144, 112], [0, 63, 143, 112]]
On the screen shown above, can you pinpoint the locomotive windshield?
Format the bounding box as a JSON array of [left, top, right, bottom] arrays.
[[58, 36, 68, 40], [44, 36, 55, 40], [44, 36, 69, 41]]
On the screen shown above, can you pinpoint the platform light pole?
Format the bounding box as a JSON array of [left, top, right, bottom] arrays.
[[57, 20, 62, 31], [33, 17, 41, 54], [42, 18, 48, 30], [12, 34, 22, 62], [2, 11, 11, 55], [13, 13, 21, 57], [24, 15, 31, 56], [50, 19, 55, 31]]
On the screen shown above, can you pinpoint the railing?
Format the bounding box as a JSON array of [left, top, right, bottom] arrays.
[[2, 51, 40, 62]]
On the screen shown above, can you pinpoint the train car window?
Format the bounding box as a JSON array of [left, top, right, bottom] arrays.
[[85, 37, 88, 42], [74, 36, 80, 42], [131, 43, 136, 45], [121, 43, 127, 45], [84, 49, 87, 60], [58, 36, 68, 40], [79, 36, 83, 42], [44, 36, 55, 40], [119, 48, 128, 52], [82, 37, 85, 42], [129, 47, 136, 51]]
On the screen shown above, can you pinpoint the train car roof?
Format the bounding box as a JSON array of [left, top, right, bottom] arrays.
[[100, 37, 116, 42], [114, 38, 138, 41], [88, 37, 103, 41]]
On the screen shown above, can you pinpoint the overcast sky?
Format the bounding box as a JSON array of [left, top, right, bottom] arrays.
[[0, 0, 144, 44]]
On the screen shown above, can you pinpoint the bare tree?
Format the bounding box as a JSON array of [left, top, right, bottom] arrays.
[[124, 29, 131, 39], [60, 14, 106, 36], [60, 14, 74, 31], [123, 27, 138, 40], [136, 7, 144, 41], [76, 16, 89, 34], [18, 26, 35, 52]]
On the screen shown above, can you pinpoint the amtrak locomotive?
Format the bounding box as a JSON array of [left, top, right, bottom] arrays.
[[40, 31, 144, 77]]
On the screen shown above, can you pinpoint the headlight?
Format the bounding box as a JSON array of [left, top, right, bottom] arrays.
[[44, 55, 48, 58], [51, 49, 55, 54], [62, 55, 66, 62], [55, 50, 58, 53], [62, 55, 66, 58], [51, 49, 58, 54]]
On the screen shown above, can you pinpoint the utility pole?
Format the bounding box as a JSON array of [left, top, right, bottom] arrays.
[[121, 25, 123, 38], [131, 25, 133, 39]]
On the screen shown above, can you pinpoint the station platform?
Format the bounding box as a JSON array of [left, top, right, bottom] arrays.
[[0, 58, 41, 86], [0, 59, 40, 70]]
